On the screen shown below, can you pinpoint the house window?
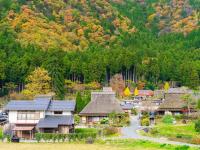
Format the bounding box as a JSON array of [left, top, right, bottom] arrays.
[[17, 111, 40, 120], [54, 111, 63, 115]]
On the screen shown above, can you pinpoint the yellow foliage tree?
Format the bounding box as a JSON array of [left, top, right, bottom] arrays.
[[164, 82, 170, 91], [22, 67, 52, 98], [134, 87, 139, 96], [124, 87, 131, 97]]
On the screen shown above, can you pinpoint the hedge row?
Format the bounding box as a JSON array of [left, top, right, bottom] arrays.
[[35, 132, 97, 142]]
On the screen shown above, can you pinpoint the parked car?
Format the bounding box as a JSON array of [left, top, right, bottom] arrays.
[[0, 112, 8, 122]]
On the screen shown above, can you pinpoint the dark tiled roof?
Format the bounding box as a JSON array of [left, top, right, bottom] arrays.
[[5, 99, 75, 111], [37, 115, 74, 128], [48, 100, 75, 111], [5, 100, 50, 111]]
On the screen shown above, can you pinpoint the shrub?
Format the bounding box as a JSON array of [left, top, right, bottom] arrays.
[[0, 128, 3, 140], [74, 114, 80, 125], [35, 133, 42, 142], [191, 136, 200, 144], [162, 115, 174, 124], [35, 132, 98, 142], [174, 114, 183, 120], [141, 111, 149, 118], [103, 127, 118, 136], [195, 119, 200, 133], [4, 135, 11, 142], [100, 118, 109, 124], [176, 134, 192, 140], [150, 128, 159, 135], [131, 108, 137, 115], [141, 118, 150, 126], [175, 145, 189, 150], [75, 128, 98, 134]]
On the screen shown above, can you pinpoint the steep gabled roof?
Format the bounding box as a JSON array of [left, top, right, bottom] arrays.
[[159, 93, 186, 110], [80, 88, 124, 116]]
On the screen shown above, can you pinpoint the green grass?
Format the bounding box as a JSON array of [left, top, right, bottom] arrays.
[[144, 122, 200, 144], [0, 139, 199, 150], [155, 123, 197, 137]]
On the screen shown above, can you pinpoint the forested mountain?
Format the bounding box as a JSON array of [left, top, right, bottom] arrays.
[[0, 0, 199, 97]]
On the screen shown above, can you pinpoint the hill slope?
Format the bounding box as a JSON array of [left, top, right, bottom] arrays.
[[0, 0, 199, 51]]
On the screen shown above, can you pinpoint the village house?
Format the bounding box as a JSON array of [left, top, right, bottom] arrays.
[[4, 95, 75, 139], [134, 90, 154, 101], [79, 87, 124, 124], [157, 88, 195, 115], [120, 102, 134, 114]]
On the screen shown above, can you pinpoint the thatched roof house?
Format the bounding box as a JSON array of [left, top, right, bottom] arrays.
[[158, 88, 195, 114], [80, 87, 124, 123], [158, 93, 186, 112]]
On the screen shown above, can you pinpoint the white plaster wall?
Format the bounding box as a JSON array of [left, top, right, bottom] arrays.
[[40, 111, 45, 118], [45, 111, 72, 116], [8, 111, 17, 123], [63, 111, 72, 115], [9, 111, 44, 124]]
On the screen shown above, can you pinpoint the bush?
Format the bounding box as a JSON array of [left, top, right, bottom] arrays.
[[141, 118, 150, 126], [0, 128, 3, 140], [141, 111, 149, 118], [150, 128, 159, 135], [195, 120, 200, 133], [162, 115, 174, 124], [175, 145, 189, 150], [75, 128, 98, 134], [35, 132, 98, 142], [74, 114, 80, 125], [100, 118, 109, 124], [35, 133, 42, 142], [191, 136, 200, 144], [4, 134, 11, 142], [131, 108, 137, 115], [174, 114, 183, 120], [103, 127, 118, 136], [176, 134, 192, 140]]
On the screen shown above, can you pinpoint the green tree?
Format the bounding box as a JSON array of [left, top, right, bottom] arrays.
[[188, 68, 199, 90], [75, 91, 84, 113], [182, 94, 193, 116], [45, 52, 65, 99]]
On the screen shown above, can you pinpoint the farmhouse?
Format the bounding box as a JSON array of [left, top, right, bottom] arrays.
[[4, 95, 75, 139], [157, 88, 194, 115], [79, 87, 124, 124]]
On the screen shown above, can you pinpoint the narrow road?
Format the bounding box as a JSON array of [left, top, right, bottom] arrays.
[[120, 115, 200, 147]]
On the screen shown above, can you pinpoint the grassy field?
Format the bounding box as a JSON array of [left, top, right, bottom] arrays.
[[0, 140, 199, 150], [143, 122, 200, 144]]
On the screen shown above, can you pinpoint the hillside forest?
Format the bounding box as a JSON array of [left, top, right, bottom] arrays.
[[0, 0, 199, 99]]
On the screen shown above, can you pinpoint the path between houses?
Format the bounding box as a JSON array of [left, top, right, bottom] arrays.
[[118, 115, 200, 147]]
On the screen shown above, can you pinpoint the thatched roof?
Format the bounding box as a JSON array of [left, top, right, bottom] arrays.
[[80, 87, 124, 116], [159, 93, 186, 111], [140, 100, 159, 112]]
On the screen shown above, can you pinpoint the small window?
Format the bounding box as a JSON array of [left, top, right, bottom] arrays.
[[54, 111, 63, 115]]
